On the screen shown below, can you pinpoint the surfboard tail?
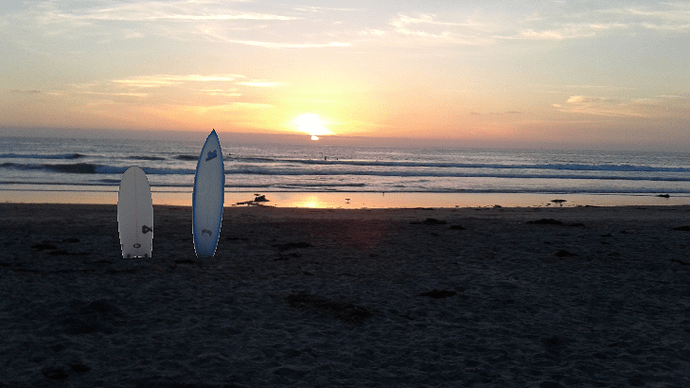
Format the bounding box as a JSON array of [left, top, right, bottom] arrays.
[[117, 166, 154, 259]]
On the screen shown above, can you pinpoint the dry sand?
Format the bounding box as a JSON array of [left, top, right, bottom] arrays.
[[1, 203, 690, 387]]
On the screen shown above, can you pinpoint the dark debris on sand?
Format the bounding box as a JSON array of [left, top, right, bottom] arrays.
[[419, 290, 458, 299], [272, 242, 314, 251], [527, 219, 585, 227], [56, 299, 127, 335], [286, 291, 373, 325], [410, 218, 447, 225], [554, 249, 578, 258]]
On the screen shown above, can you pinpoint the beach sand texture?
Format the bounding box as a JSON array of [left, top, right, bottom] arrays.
[[2, 203, 690, 387]]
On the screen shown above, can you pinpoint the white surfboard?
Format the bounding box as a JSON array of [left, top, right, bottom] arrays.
[[117, 166, 153, 258], [192, 129, 225, 257]]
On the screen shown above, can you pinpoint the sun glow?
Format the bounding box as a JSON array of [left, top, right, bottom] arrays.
[[295, 113, 333, 139]]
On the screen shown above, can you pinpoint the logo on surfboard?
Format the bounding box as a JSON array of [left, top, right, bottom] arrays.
[[142, 225, 152, 234], [206, 150, 218, 161]]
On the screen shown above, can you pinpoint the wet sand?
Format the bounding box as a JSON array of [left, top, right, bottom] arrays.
[[2, 203, 690, 387]]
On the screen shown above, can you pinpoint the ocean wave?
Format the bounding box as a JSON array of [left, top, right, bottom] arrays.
[[3, 179, 689, 195], [127, 155, 166, 161], [0, 163, 194, 176], [2, 161, 690, 182], [46, 163, 99, 174], [0, 152, 86, 160], [229, 157, 690, 174], [95, 166, 195, 175], [226, 167, 690, 182], [1, 162, 101, 174], [175, 154, 198, 161]]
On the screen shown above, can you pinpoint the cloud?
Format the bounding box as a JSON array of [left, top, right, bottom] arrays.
[[552, 95, 661, 117], [659, 93, 690, 101], [0, 0, 372, 51], [6, 1, 688, 54], [618, 3, 690, 31], [517, 25, 602, 40], [201, 89, 242, 97], [292, 6, 365, 13], [58, 73, 287, 108], [42, 1, 298, 23], [10, 89, 42, 94], [505, 3, 690, 41], [384, 2, 689, 47], [110, 74, 242, 88], [0, 0, 310, 45], [226, 40, 351, 48], [182, 101, 274, 114], [236, 81, 286, 87], [387, 13, 496, 45]]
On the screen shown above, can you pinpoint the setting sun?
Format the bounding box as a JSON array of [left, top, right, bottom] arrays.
[[294, 113, 333, 138]]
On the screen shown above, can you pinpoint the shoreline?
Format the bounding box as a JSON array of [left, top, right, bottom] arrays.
[[2, 204, 690, 386], [2, 187, 689, 208]]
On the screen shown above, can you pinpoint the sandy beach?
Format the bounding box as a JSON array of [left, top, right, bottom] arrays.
[[2, 203, 690, 387]]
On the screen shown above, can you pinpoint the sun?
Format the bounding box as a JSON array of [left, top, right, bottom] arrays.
[[294, 113, 332, 140]]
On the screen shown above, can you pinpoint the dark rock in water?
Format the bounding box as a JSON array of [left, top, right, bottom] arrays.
[[43, 367, 68, 380], [554, 249, 578, 258], [237, 194, 271, 206], [449, 225, 466, 230], [272, 242, 313, 251], [286, 291, 373, 324], [671, 226, 690, 231], [657, 194, 671, 198], [420, 290, 457, 299], [527, 219, 564, 225], [254, 194, 269, 202]]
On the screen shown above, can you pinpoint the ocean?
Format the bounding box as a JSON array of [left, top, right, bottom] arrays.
[[2, 136, 690, 208]]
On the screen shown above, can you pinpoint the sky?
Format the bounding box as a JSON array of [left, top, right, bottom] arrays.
[[1, 0, 689, 150]]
